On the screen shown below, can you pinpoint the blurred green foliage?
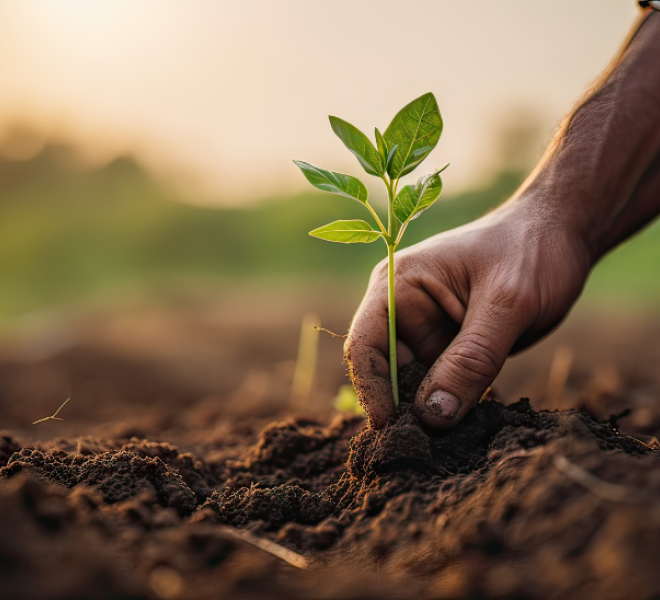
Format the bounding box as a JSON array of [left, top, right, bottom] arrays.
[[0, 142, 658, 315], [334, 384, 365, 416]]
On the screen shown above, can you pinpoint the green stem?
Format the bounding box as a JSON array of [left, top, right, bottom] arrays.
[[387, 242, 399, 408], [365, 202, 387, 235], [384, 175, 399, 409], [395, 219, 409, 246], [384, 176, 394, 232]]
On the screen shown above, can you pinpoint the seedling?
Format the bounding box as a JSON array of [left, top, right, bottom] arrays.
[[294, 93, 447, 409]]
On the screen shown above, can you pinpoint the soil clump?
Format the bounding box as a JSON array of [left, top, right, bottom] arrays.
[[3, 387, 660, 599]]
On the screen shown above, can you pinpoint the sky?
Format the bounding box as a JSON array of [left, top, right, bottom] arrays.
[[0, 1, 640, 204]]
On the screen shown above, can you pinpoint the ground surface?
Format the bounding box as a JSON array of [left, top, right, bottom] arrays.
[[2, 296, 660, 600]]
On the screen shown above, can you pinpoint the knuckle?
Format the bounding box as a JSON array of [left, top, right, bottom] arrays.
[[369, 259, 388, 285], [393, 252, 415, 275], [394, 254, 427, 292], [489, 275, 537, 319], [445, 333, 501, 382]]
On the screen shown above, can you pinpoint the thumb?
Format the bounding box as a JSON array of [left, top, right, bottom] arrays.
[[413, 293, 525, 429]]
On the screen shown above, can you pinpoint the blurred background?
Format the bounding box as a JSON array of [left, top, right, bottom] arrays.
[[2, 0, 660, 437]]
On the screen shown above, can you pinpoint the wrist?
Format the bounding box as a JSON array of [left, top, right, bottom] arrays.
[[516, 172, 611, 267], [498, 181, 596, 277], [502, 12, 660, 266]]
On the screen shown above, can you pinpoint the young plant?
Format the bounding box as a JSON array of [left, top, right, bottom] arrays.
[[294, 93, 447, 410]]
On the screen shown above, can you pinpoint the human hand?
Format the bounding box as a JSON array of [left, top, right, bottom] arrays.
[[344, 199, 592, 429]]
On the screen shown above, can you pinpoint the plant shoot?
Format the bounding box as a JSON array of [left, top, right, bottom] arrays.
[[294, 93, 447, 410]]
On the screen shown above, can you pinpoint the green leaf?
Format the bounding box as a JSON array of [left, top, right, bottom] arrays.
[[293, 160, 368, 203], [393, 170, 444, 223], [309, 220, 382, 244], [385, 144, 399, 173], [329, 116, 383, 176], [375, 128, 387, 162], [384, 92, 443, 179], [376, 127, 398, 173]]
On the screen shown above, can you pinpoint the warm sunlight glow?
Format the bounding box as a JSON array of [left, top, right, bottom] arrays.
[[0, 0, 640, 204], [36, 0, 123, 25]]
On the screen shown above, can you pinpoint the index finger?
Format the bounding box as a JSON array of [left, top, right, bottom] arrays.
[[344, 285, 396, 429]]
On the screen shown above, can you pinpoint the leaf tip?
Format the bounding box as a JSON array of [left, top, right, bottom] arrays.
[[328, 115, 343, 132], [420, 91, 437, 103]]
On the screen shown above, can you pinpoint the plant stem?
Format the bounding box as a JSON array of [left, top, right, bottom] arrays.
[[387, 242, 399, 407], [365, 202, 388, 235], [384, 174, 399, 409]]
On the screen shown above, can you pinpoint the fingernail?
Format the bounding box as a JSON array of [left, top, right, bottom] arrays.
[[426, 391, 460, 420]]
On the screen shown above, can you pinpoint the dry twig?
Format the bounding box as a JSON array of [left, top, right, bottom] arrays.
[[625, 435, 660, 451], [32, 398, 71, 425], [217, 525, 310, 569], [479, 386, 493, 402], [553, 455, 635, 503], [646, 437, 660, 451], [314, 326, 347, 339], [495, 447, 546, 469]]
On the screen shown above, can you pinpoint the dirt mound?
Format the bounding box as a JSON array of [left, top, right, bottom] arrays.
[[3, 395, 660, 599]]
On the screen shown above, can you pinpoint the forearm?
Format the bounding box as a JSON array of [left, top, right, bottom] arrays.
[[512, 11, 660, 265]]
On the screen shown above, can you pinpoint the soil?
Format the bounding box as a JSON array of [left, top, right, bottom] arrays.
[[3, 302, 660, 599]]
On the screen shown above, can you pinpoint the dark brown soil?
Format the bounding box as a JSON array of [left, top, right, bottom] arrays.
[[3, 305, 660, 599], [4, 387, 660, 599]]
